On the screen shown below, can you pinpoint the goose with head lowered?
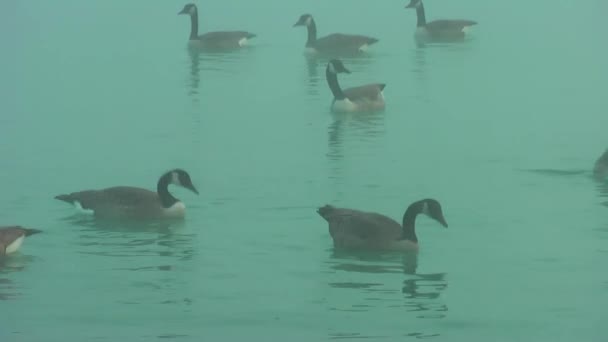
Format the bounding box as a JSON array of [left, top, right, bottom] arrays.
[[325, 59, 386, 113], [405, 0, 477, 44], [178, 3, 256, 50], [55, 169, 199, 220], [0, 226, 42, 256], [317, 199, 448, 252], [293, 14, 379, 55]]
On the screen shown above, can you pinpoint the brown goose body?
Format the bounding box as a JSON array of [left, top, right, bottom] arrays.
[[54, 169, 199, 220], [317, 199, 448, 252], [406, 0, 477, 43], [179, 4, 256, 50], [293, 14, 378, 55], [0, 226, 42, 256]]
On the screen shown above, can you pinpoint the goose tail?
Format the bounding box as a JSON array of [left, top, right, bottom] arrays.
[[23, 228, 42, 237], [54, 194, 75, 203]]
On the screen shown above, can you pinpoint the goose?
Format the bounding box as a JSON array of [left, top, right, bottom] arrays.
[[317, 199, 448, 252], [178, 3, 256, 50], [594, 149, 608, 181], [405, 0, 477, 43], [0, 226, 42, 256], [325, 59, 386, 113], [293, 14, 379, 55], [54, 169, 199, 220]]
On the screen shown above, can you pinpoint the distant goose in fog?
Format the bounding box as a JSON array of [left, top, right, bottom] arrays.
[[54, 169, 199, 220], [178, 3, 256, 50], [594, 149, 608, 181], [0, 226, 42, 256], [405, 0, 477, 44], [325, 59, 386, 113], [317, 199, 448, 252], [293, 14, 379, 55]]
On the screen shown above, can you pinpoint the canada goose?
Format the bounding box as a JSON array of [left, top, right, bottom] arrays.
[[54, 169, 199, 220], [594, 149, 608, 180], [293, 14, 379, 55], [178, 3, 256, 50], [325, 59, 386, 113], [317, 199, 448, 252], [0, 226, 42, 256], [405, 0, 477, 43]]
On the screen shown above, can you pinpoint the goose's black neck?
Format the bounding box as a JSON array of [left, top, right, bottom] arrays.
[[157, 173, 179, 208], [326, 67, 346, 100], [401, 201, 423, 242], [189, 10, 199, 40], [415, 3, 427, 27], [306, 19, 318, 46]]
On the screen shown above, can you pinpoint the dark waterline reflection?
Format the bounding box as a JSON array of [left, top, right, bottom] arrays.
[[185, 46, 257, 100]]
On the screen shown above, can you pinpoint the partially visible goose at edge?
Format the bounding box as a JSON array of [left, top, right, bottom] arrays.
[[317, 199, 448, 252], [293, 14, 379, 55], [325, 59, 386, 113], [178, 3, 256, 50], [0, 226, 42, 256], [594, 149, 608, 181], [405, 0, 477, 44], [55, 169, 199, 220]]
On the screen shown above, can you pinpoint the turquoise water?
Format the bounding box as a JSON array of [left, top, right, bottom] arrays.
[[2, 0, 607, 340]]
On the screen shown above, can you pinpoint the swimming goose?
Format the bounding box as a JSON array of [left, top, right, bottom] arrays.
[[405, 0, 477, 43], [317, 199, 448, 252], [293, 14, 379, 55], [178, 3, 256, 50], [0, 226, 42, 256], [54, 169, 199, 220], [594, 149, 608, 181], [325, 59, 386, 113]]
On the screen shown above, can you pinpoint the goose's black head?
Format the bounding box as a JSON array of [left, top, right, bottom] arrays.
[[168, 169, 199, 194], [418, 199, 448, 228], [405, 0, 423, 9], [293, 14, 314, 27], [178, 3, 197, 16], [327, 59, 351, 74]]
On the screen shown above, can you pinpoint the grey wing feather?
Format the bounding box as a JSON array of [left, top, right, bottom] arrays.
[[313, 33, 378, 50], [319, 207, 402, 241], [343, 84, 386, 101], [59, 187, 159, 210], [198, 31, 256, 43], [426, 20, 478, 31]]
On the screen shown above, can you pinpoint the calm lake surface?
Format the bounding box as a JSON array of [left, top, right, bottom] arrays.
[[1, 0, 607, 341]]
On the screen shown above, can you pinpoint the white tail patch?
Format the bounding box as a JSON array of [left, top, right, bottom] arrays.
[[238, 37, 249, 46], [358, 44, 369, 52], [74, 201, 94, 215], [5, 236, 24, 254]]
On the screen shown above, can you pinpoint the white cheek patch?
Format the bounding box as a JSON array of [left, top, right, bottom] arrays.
[[189, 6, 196, 15], [305, 17, 312, 26], [328, 63, 336, 74], [171, 172, 182, 186], [421, 201, 430, 216]]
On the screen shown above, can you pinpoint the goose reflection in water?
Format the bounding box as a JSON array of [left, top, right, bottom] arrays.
[[58, 214, 195, 260], [327, 250, 448, 313]]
